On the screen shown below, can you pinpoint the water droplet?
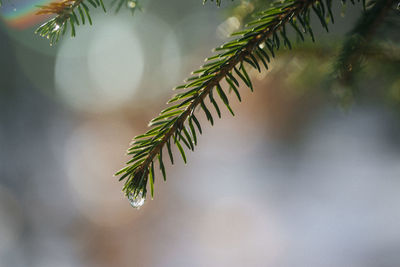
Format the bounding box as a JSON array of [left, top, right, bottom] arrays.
[[13, 8, 16, 11], [347, 64, 352, 71], [128, 190, 145, 209], [53, 24, 60, 32], [127, 0, 136, 8]]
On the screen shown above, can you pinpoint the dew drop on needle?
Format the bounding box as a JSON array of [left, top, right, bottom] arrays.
[[128, 190, 145, 209], [127, 0, 136, 9]]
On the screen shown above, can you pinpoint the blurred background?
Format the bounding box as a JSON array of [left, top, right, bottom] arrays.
[[1, 0, 400, 266]]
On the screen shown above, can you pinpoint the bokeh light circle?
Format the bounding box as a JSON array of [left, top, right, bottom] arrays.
[[55, 14, 144, 113]]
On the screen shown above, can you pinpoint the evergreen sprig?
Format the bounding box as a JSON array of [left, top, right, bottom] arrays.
[[335, 0, 396, 87], [35, 0, 106, 45], [116, 0, 357, 199]]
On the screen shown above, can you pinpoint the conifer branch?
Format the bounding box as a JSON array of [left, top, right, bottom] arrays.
[[35, 0, 106, 45], [116, 0, 353, 199], [335, 0, 396, 86]]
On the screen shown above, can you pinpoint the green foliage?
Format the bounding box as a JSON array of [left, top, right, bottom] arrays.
[[34, 0, 142, 45], [115, 0, 371, 199], [333, 0, 396, 103], [35, 0, 106, 45], [336, 0, 397, 80]]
